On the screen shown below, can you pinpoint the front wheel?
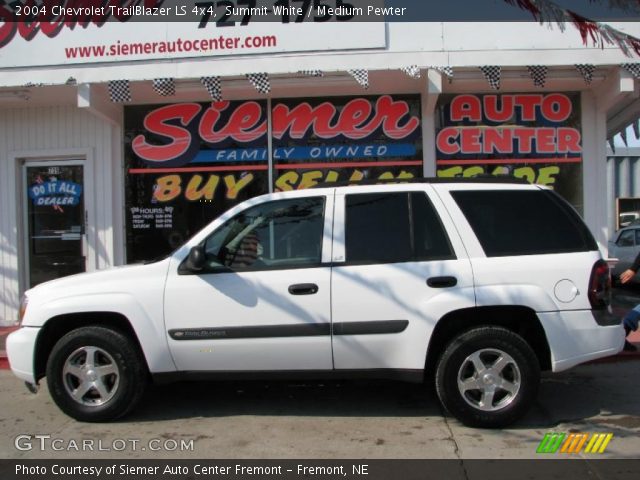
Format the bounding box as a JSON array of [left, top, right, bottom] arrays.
[[435, 326, 540, 428], [46, 326, 147, 422]]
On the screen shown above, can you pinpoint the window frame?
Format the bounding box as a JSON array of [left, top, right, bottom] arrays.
[[179, 196, 328, 275], [342, 190, 456, 267]]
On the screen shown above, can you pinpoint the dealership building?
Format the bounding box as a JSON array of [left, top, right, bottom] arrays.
[[0, 9, 639, 324]]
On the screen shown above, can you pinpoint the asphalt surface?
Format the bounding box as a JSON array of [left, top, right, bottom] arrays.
[[1, 357, 639, 460]]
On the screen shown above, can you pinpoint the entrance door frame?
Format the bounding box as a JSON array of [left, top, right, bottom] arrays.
[[12, 149, 96, 295]]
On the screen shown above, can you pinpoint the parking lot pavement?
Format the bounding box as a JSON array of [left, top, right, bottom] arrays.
[[1, 357, 639, 460]]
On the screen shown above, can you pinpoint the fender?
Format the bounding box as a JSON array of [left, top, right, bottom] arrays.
[[33, 293, 177, 373], [474, 284, 561, 313]]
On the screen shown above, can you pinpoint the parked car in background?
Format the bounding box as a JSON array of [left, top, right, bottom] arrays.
[[619, 211, 640, 228], [609, 225, 640, 281]]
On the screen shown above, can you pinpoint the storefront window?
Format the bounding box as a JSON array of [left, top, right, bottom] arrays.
[[272, 95, 423, 190], [124, 101, 269, 263], [435, 93, 583, 212], [124, 95, 423, 263]]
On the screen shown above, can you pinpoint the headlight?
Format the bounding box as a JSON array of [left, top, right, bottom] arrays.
[[18, 295, 28, 325]]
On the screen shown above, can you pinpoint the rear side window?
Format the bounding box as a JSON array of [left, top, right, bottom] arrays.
[[451, 189, 598, 257], [345, 192, 455, 264]]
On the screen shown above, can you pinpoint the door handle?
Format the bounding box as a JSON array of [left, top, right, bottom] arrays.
[[288, 283, 319, 295], [427, 276, 458, 288]]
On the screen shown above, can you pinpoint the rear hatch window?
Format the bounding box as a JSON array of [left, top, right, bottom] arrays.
[[451, 189, 598, 257]]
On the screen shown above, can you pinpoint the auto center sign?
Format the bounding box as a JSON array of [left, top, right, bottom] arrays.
[[435, 93, 582, 187]]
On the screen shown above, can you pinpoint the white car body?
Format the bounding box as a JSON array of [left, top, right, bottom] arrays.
[[7, 181, 625, 426]]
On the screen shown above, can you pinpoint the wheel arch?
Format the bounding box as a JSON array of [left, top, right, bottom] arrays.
[[425, 305, 552, 379], [34, 312, 147, 382]]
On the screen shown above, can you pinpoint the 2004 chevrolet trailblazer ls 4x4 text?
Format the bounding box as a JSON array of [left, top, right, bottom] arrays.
[[7, 179, 624, 428]]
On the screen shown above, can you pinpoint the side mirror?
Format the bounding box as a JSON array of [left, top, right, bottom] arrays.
[[185, 245, 206, 272]]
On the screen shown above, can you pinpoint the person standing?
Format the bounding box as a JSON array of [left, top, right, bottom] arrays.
[[620, 251, 640, 351]]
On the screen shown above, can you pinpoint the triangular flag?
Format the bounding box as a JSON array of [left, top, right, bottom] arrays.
[[246, 73, 270, 94], [298, 70, 323, 77], [575, 64, 595, 85], [152, 78, 175, 96], [608, 138, 615, 153], [348, 69, 369, 89], [622, 63, 640, 79], [400, 65, 421, 79], [633, 120, 640, 140], [527, 66, 548, 88], [620, 128, 628, 147], [200, 76, 222, 101], [480, 66, 501, 90], [107, 80, 131, 103]]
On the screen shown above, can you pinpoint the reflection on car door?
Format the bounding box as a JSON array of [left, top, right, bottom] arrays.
[[330, 188, 475, 371], [164, 195, 334, 372]]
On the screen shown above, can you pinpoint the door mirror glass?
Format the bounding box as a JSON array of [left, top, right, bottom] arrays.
[[185, 246, 206, 271]]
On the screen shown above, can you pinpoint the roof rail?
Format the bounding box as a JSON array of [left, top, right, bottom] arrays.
[[309, 174, 530, 189]]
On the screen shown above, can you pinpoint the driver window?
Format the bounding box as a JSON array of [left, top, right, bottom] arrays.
[[202, 197, 325, 272]]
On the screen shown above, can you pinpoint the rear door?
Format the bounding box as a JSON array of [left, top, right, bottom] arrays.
[[330, 186, 475, 371]]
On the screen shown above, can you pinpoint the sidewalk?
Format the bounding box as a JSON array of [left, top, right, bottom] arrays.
[[1, 287, 639, 370]]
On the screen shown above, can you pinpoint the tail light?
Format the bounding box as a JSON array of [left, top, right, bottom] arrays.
[[588, 260, 611, 309], [18, 295, 28, 325]]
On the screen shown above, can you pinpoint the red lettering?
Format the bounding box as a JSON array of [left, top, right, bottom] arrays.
[[436, 128, 460, 154], [483, 95, 513, 122], [132, 103, 201, 164], [556, 128, 581, 153], [541, 94, 571, 122], [512, 128, 536, 153], [450, 95, 481, 122], [199, 101, 266, 144], [514, 95, 542, 122], [336, 98, 372, 139], [273, 96, 418, 140], [376, 95, 420, 139], [460, 128, 482, 154], [536, 128, 556, 153], [483, 128, 512, 154]]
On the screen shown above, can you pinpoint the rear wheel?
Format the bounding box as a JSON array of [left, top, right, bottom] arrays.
[[435, 326, 540, 428], [46, 326, 147, 422]]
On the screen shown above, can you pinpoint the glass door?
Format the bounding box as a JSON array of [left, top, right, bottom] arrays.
[[24, 162, 86, 288]]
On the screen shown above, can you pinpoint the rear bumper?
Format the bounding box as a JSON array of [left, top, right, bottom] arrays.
[[538, 310, 625, 372], [6, 327, 39, 384]]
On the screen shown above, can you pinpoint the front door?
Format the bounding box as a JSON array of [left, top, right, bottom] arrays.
[[23, 161, 86, 288], [164, 194, 334, 372]]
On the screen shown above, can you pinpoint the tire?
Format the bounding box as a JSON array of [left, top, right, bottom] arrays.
[[435, 326, 540, 428], [46, 326, 147, 422]]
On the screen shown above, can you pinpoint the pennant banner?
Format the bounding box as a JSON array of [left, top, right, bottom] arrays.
[[527, 65, 548, 87], [634, 120, 640, 140], [152, 78, 175, 97], [246, 73, 271, 94], [107, 80, 131, 103], [575, 64, 595, 84], [480, 66, 501, 90], [298, 70, 324, 77], [348, 69, 369, 89], [400, 65, 421, 79], [429, 66, 454, 78], [620, 128, 628, 147], [622, 63, 640, 79], [200, 76, 222, 101], [608, 138, 615, 153]]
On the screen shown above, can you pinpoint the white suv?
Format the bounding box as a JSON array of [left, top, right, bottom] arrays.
[[7, 179, 624, 428]]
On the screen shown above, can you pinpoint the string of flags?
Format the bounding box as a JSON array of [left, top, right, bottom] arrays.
[[105, 62, 638, 102]]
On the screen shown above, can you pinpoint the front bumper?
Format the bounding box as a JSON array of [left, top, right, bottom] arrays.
[[6, 327, 40, 384], [538, 310, 625, 372]]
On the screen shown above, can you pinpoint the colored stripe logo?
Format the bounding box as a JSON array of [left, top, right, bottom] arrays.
[[536, 433, 613, 454]]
